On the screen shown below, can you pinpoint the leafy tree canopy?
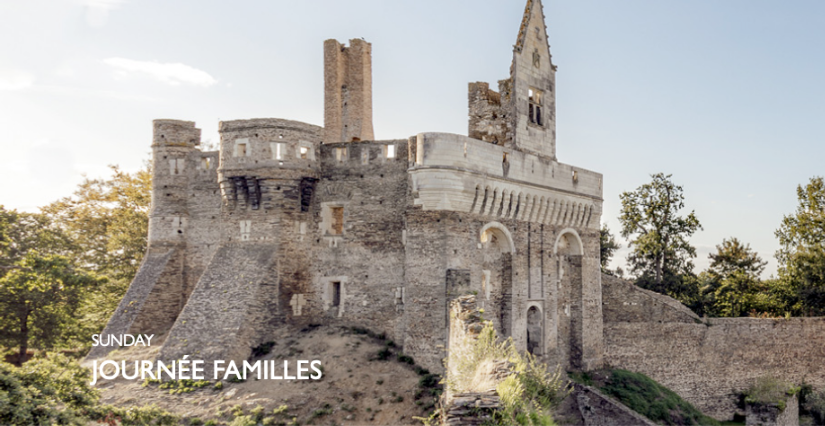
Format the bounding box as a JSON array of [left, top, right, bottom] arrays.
[[619, 173, 702, 300], [775, 176, 825, 315], [41, 164, 151, 282], [708, 237, 767, 280], [0, 252, 104, 365]]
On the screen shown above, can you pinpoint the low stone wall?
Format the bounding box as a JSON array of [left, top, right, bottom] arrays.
[[572, 383, 658, 426], [602, 273, 699, 323], [605, 317, 825, 420]]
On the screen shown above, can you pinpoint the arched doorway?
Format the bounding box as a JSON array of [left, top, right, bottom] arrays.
[[479, 222, 515, 337], [554, 229, 584, 369]]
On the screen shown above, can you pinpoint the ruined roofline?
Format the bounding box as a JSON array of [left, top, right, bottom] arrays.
[[219, 118, 322, 133], [321, 138, 408, 147]]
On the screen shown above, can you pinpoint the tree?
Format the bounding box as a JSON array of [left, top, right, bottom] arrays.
[[0, 252, 103, 365], [775, 177, 825, 315], [599, 224, 621, 275], [40, 164, 152, 334], [0, 208, 72, 273], [708, 237, 767, 279], [41, 164, 151, 282], [619, 173, 702, 298], [694, 238, 779, 317]]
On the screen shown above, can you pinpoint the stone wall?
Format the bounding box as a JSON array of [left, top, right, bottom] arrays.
[[468, 82, 510, 146], [310, 139, 409, 340], [602, 273, 699, 323], [603, 280, 825, 420], [87, 248, 176, 359], [158, 244, 278, 375], [572, 383, 658, 426]]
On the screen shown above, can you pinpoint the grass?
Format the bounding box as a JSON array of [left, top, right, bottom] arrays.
[[599, 369, 720, 426]]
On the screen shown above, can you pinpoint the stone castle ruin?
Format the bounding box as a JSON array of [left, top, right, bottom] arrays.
[[90, 0, 825, 420]]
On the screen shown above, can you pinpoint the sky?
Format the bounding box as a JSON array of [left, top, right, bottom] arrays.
[[1, 0, 824, 277]]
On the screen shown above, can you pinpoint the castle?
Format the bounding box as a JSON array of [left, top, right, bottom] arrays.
[[91, 0, 604, 375], [90, 0, 825, 421]]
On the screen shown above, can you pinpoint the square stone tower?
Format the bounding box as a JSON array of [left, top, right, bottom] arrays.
[[323, 38, 374, 143]]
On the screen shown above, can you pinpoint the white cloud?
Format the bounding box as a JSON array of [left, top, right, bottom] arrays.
[[103, 57, 218, 87], [0, 68, 35, 91]]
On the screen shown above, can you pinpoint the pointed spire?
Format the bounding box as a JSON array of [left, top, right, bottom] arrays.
[[516, 0, 551, 52], [515, 0, 536, 53]]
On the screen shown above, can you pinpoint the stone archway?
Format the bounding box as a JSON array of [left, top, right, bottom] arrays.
[[553, 228, 584, 370], [479, 222, 515, 338]]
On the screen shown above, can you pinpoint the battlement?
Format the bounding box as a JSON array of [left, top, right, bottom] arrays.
[[319, 139, 408, 171]]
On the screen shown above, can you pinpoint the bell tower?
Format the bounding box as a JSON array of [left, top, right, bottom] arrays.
[[510, 0, 557, 160]]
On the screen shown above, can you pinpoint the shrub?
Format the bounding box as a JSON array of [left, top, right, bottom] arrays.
[[397, 353, 415, 364], [251, 341, 276, 358], [744, 376, 797, 411], [376, 347, 392, 361]]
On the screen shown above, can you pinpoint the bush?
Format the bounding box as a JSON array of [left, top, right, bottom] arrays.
[[0, 354, 98, 425], [744, 376, 797, 411], [251, 341, 276, 358]]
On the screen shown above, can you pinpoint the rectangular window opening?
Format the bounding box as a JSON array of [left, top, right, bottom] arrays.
[[386, 144, 396, 158], [299, 146, 309, 159], [335, 148, 347, 162], [528, 88, 544, 126], [331, 206, 344, 235], [331, 282, 341, 307], [236, 143, 247, 157]]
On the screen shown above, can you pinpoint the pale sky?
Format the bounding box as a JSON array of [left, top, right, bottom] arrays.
[[2, 0, 824, 277]]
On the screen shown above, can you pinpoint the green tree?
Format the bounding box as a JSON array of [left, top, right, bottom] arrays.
[[708, 237, 767, 279], [0, 209, 71, 273], [0, 252, 103, 365], [619, 173, 702, 299], [599, 224, 621, 275], [41, 164, 151, 282], [775, 177, 825, 315], [41, 164, 151, 334]]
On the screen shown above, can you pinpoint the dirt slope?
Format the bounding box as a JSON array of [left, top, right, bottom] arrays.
[[91, 324, 441, 425]]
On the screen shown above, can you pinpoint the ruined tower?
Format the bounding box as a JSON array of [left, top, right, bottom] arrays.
[[324, 38, 374, 143]]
